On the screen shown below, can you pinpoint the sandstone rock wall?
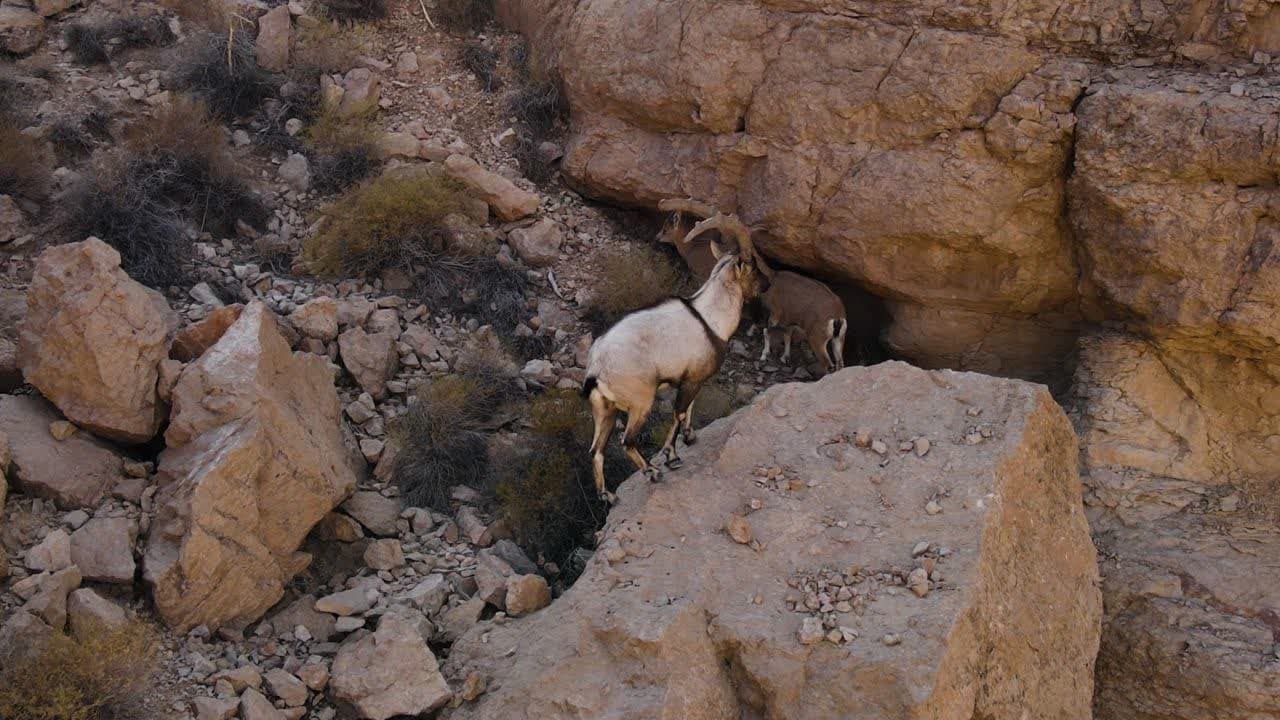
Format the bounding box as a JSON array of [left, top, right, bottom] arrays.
[[444, 363, 1101, 719]]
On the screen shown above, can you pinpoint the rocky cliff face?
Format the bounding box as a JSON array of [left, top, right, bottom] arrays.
[[494, 1, 1280, 716], [445, 363, 1102, 719]]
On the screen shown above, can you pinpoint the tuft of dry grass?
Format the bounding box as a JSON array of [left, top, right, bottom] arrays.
[[65, 16, 175, 65], [460, 40, 499, 92], [436, 0, 495, 31], [294, 21, 372, 75], [64, 97, 266, 288], [0, 618, 159, 720], [587, 243, 687, 330], [303, 168, 469, 278], [174, 31, 277, 119], [0, 124, 49, 201]]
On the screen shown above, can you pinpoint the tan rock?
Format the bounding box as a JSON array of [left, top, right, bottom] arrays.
[[26, 528, 72, 572], [145, 302, 357, 630], [363, 538, 404, 570], [0, 611, 56, 667], [171, 304, 244, 363], [298, 662, 328, 691], [444, 363, 1101, 719], [331, 613, 452, 719], [19, 238, 179, 443], [338, 68, 380, 118], [504, 574, 551, 617], [31, 0, 81, 16], [444, 155, 540, 222], [378, 131, 420, 159], [313, 512, 365, 542], [67, 588, 129, 638], [23, 565, 82, 631], [192, 697, 239, 720], [0, 395, 125, 509], [338, 327, 399, 400], [254, 5, 290, 72], [264, 668, 308, 707], [0, 6, 44, 55], [340, 491, 400, 537], [291, 297, 338, 341], [507, 218, 562, 267], [70, 517, 137, 584], [212, 665, 263, 693], [240, 687, 285, 720], [269, 594, 337, 643]]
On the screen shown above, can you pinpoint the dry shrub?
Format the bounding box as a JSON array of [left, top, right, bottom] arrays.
[[303, 168, 468, 277], [436, 0, 494, 31], [305, 107, 379, 193], [391, 342, 519, 510], [508, 76, 565, 137], [460, 40, 498, 91], [65, 98, 267, 288], [159, 0, 242, 32], [318, 0, 390, 20], [174, 31, 277, 119], [294, 22, 372, 75], [493, 389, 614, 574], [0, 618, 159, 720], [49, 110, 110, 161], [587, 243, 687, 331], [65, 16, 175, 65], [0, 124, 49, 201]]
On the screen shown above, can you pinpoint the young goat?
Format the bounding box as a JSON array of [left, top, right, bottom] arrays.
[[757, 271, 847, 373], [658, 197, 847, 373], [583, 213, 765, 503]]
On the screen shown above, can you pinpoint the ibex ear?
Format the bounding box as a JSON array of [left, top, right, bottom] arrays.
[[710, 238, 724, 259]]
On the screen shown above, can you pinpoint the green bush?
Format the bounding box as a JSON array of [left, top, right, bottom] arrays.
[[0, 618, 159, 720], [303, 168, 470, 278]]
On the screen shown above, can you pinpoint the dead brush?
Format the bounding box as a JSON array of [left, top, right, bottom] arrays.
[[585, 243, 689, 332], [304, 107, 380, 194], [318, 0, 390, 20], [174, 31, 277, 119], [435, 0, 495, 31], [460, 40, 499, 92], [0, 617, 159, 720], [64, 98, 267, 288], [65, 15, 175, 65], [0, 124, 49, 201]]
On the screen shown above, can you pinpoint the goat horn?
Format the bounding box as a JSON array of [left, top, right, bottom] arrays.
[[657, 197, 718, 219], [684, 212, 751, 255]]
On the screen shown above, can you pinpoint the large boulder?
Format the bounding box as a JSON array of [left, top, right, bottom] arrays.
[[0, 6, 43, 55], [331, 613, 452, 719], [0, 395, 125, 509], [1069, 333, 1280, 720], [144, 302, 357, 630], [19, 238, 178, 443], [444, 363, 1101, 719], [254, 4, 290, 72]]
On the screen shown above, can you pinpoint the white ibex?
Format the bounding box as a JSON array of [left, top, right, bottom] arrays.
[[658, 197, 847, 373], [583, 213, 766, 503]]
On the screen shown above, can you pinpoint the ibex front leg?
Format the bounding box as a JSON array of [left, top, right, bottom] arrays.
[[659, 382, 702, 470]]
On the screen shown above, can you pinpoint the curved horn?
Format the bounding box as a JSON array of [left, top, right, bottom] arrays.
[[658, 197, 718, 219]]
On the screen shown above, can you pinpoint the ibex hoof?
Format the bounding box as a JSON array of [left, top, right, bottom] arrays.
[[643, 466, 662, 483], [665, 456, 684, 470], [682, 432, 698, 446], [599, 490, 618, 505]]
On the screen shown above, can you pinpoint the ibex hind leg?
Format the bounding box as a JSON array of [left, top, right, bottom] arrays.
[[661, 382, 702, 469], [588, 389, 619, 504], [619, 399, 660, 482]]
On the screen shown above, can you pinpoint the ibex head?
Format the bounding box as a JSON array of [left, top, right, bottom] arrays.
[[683, 212, 772, 297]]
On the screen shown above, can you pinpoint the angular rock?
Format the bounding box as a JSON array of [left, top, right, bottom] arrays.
[[338, 327, 399, 400], [19, 238, 179, 443], [507, 218, 562, 267], [269, 594, 337, 643], [438, 596, 485, 643], [400, 324, 440, 360], [0, 611, 56, 667], [0, 395, 125, 509], [331, 613, 451, 720], [265, 668, 308, 707], [240, 688, 285, 720], [505, 574, 551, 617], [70, 517, 137, 584], [254, 5, 290, 72], [340, 491, 400, 537], [67, 588, 129, 638], [444, 155, 539, 222], [192, 697, 239, 720], [26, 528, 72, 572], [145, 302, 357, 630], [444, 363, 1102, 718], [315, 587, 376, 617], [278, 153, 311, 192], [23, 565, 82, 631], [313, 512, 365, 542], [337, 68, 380, 118], [171, 304, 244, 363], [474, 552, 514, 609], [0, 6, 44, 55], [291, 297, 339, 341], [363, 538, 404, 570], [401, 574, 449, 614], [298, 662, 329, 691]]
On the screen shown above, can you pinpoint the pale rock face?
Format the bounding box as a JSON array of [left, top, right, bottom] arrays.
[[144, 302, 357, 630], [0, 395, 125, 509], [70, 517, 138, 584], [19, 238, 179, 443], [67, 588, 129, 638], [1070, 333, 1280, 720], [444, 363, 1101, 719], [330, 613, 452, 719]]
